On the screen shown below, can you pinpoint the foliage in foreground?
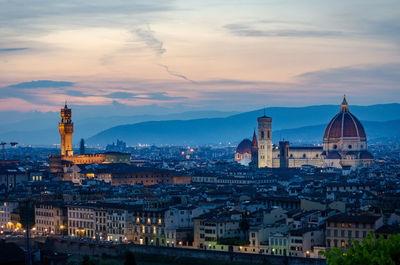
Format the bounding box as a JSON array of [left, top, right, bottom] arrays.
[[217, 237, 250, 246], [322, 233, 400, 265]]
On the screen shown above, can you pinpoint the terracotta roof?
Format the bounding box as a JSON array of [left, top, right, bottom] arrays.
[[323, 98, 366, 139], [326, 152, 341, 159], [327, 214, 381, 224], [236, 139, 252, 154], [360, 151, 374, 159]]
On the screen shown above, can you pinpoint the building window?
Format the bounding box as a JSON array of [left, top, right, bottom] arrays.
[[333, 145, 338, 149], [348, 145, 352, 149]]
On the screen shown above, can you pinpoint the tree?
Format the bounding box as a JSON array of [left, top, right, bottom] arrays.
[[80, 138, 86, 155], [322, 233, 400, 265], [239, 215, 250, 239], [124, 251, 137, 265], [19, 200, 34, 230], [81, 255, 95, 265]]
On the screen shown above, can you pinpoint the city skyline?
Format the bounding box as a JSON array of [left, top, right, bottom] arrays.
[[1, 0, 400, 113]]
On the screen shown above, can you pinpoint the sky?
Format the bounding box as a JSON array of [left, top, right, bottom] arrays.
[[1, 0, 400, 114]]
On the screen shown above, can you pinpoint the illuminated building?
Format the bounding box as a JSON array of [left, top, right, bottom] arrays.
[[35, 202, 68, 235], [59, 102, 74, 156], [49, 103, 130, 174], [237, 96, 374, 169]]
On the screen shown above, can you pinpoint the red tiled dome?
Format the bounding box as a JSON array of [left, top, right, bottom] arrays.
[[236, 139, 252, 154], [323, 97, 366, 140]]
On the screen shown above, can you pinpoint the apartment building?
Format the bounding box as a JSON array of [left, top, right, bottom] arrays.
[[67, 204, 96, 239], [106, 205, 132, 242], [35, 202, 67, 235], [0, 200, 19, 230], [164, 205, 208, 247], [131, 206, 167, 246], [325, 214, 383, 250], [193, 210, 242, 251]]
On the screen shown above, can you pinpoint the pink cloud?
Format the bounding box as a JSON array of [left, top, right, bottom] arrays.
[[0, 98, 58, 112]]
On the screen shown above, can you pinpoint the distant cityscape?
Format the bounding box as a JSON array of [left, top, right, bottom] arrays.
[[1, 97, 400, 265]]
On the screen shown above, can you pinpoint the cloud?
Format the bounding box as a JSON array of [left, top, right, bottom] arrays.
[[158, 64, 196, 83], [144, 92, 186, 101], [0, 80, 75, 102], [105, 91, 186, 101], [0, 1, 173, 38], [1, 63, 400, 113], [298, 63, 400, 85], [65, 90, 90, 97], [133, 26, 166, 55], [361, 17, 400, 47], [0, 48, 28, 52], [7, 80, 74, 89], [224, 23, 345, 38]]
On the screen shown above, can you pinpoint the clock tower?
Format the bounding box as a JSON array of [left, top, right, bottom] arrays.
[[59, 102, 74, 156]]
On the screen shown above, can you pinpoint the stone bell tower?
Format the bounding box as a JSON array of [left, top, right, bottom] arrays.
[[59, 101, 74, 156], [258, 112, 273, 168]]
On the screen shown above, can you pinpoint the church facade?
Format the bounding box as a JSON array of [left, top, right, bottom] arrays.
[[235, 96, 374, 169]]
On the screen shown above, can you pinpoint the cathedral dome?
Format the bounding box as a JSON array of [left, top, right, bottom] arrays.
[[236, 139, 252, 154], [323, 96, 366, 140]]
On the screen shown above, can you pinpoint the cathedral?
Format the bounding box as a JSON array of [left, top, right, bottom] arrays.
[[235, 96, 374, 169]]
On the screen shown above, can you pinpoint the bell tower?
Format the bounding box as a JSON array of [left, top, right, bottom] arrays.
[[59, 102, 74, 156], [257, 113, 272, 168]]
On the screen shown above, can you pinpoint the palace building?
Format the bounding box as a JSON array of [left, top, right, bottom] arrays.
[[235, 96, 374, 169], [49, 103, 130, 173]]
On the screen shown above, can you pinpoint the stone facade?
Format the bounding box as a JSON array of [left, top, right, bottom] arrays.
[[238, 96, 373, 169]]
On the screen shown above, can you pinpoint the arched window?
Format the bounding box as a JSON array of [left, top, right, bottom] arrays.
[[348, 145, 352, 149], [261, 131, 264, 139], [267, 130, 270, 138], [303, 154, 306, 158], [333, 145, 338, 150]]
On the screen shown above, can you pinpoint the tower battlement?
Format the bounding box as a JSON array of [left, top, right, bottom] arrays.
[[59, 103, 74, 156]]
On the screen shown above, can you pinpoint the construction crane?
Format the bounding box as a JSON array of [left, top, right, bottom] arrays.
[[0, 141, 18, 160]]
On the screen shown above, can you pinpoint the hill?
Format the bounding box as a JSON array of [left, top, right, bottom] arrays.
[[88, 103, 400, 146]]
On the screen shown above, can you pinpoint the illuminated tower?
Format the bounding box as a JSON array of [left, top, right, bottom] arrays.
[[258, 113, 272, 168], [59, 102, 74, 156]]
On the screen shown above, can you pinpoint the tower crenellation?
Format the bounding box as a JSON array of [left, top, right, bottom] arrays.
[[59, 102, 74, 156]]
